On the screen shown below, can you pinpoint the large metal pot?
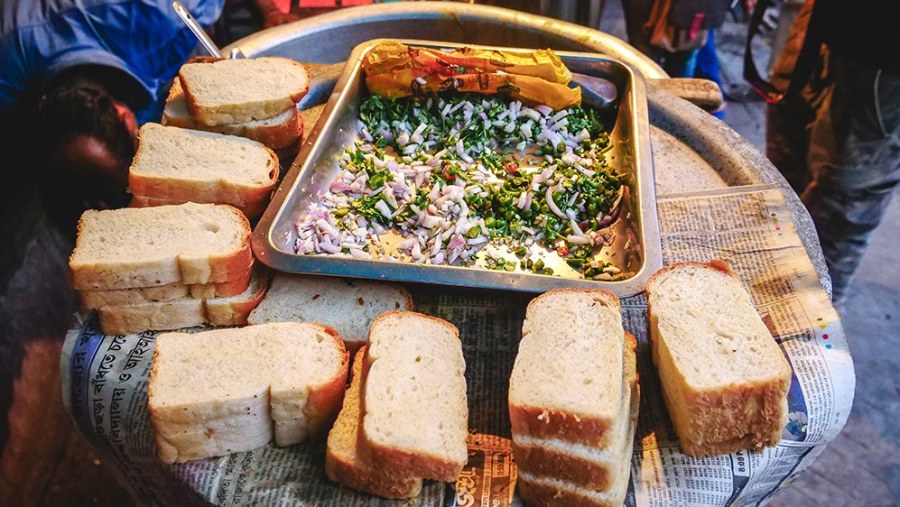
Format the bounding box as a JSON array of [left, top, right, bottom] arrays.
[[224, 0, 830, 290], [223, 1, 667, 79]]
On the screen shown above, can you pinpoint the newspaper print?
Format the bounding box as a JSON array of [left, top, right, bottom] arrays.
[[61, 184, 853, 506]]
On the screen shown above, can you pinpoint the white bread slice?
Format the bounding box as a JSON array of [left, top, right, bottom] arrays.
[[247, 275, 414, 353], [149, 322, 349, 463], [326, 347, 423, 499], [69, 203, 252, 290], [645, 260, 791, 457], [128, 124, 279, 219], [179, 57, 310, 126], [96, 266, 267, 335], [163, 79, 303, 150], [359, 311, 468, 482], [79, 266, 252, 308], [509, 289, 624, 447], [512, 332, 638, 491]]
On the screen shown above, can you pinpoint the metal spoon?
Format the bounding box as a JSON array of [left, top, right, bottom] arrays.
[[172, 1, 245, 59]]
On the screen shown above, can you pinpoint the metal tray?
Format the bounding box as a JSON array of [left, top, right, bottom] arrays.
[[253, 39, 661, 296]]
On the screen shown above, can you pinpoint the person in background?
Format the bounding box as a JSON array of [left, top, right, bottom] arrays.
[[764, 0, 900, 304], [622, 0, 730, 118], [0, 0, 224, 228], [0, 0, 223, 457]]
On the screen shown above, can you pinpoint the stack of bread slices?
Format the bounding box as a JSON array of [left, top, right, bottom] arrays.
[[325, 311, 469, 499], [128, 57, 311, 220], [162, 56, 309, 162], [69, 202, 263, 335], [509, 289, 640, 507], [149, 322, 349, 463]]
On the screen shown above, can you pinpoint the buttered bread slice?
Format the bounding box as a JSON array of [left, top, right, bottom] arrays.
[[69, 203, 251, 290], [645, 261, 791, 457], [359, 311, 468, 482], [509, 289, 625, 447], [149, 322, 348, 463]]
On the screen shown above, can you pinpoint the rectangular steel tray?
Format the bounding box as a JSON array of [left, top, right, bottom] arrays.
[[253, 39, 661, 296]]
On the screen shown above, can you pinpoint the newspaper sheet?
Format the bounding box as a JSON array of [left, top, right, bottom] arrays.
[[61, 184, 854, 506]]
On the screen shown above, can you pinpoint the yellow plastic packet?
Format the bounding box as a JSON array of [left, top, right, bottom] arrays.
[[362, 41, 581, 110]]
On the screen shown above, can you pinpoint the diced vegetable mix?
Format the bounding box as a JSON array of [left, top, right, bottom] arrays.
[[294, 93, 624, 279]]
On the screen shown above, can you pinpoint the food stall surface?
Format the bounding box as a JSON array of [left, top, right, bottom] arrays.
[[1, 1, 897, 506]]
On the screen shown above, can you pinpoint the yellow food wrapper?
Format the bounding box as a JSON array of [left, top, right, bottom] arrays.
[[362, 41, 581, 110]]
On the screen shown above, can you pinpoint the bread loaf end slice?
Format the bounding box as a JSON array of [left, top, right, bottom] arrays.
[[509, 289, 624, 447], [645, 261, 791, 456], [359, 311, 468, 482]]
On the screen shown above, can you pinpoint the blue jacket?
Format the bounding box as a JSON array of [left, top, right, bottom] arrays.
[[0, 0, 224, 123]]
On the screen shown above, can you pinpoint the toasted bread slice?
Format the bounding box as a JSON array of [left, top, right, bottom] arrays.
[[248, 274, 413, 353], [179, 57, 310, 126], [512, 332, 638, 491], [645, 261, 791, 456], [359, 311, 468, 482], [509, 289, 624, 447], [128, 124, 279, 219], [96, 266, 267, 335], [326, 347, 424, 499], [149, 322, 348, 463], [163, 79, 302, 150], [69, 203, 252, 290]]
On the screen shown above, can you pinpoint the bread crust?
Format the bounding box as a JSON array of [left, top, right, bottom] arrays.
[[645, 260, 791, 457], [509, 288, 623, 447], [516, 475, 620, 507]]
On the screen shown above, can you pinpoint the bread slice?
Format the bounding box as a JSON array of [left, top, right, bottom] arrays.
[[96, 266, 267, 335], [128, 124, 279, 219], [645, 261, 791, 457], [359, 311, 468, 482], [512, 332, 638, 491], [326, 347, 424, 499], [69, 203, 252, 290], [128, 194, 271, 223], [247, 275, 414, 353], [163, 79, 303, 150], [79, 266, 252, 309], [509, 289, 624, 447], [179, 57, 310, 126], [148, 322, 349, 463]]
